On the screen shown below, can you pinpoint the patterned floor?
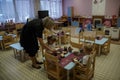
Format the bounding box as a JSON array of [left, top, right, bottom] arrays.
[[111, 40, 120, 45], [0, 44, 120, 80]]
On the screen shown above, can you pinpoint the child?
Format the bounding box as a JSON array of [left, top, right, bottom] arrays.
[[74, 44, 92, 68], [47, 35, 57, 48]]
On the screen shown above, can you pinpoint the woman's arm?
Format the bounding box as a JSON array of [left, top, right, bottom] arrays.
[[38, 37, 55, 52]]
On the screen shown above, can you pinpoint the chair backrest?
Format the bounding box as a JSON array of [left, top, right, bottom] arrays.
[[70, 40, 83, 49], [3, 35, 14, 49], [44, 52, 66, 80]]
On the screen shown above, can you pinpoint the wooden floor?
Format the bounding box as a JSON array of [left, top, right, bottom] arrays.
[[0, 44, 120, 80]]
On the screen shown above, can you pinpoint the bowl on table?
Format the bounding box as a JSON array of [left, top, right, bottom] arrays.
[[73, 51, 80, 56]]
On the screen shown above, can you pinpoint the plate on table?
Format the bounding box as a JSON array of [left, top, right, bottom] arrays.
[[73, 51, 80, 56]]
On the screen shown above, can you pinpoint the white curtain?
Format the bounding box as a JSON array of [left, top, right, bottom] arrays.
[[0, 0, 35, 23], [15, 0, 35, 22], [40, 0, 63, 19], [0, 0, 15, 22]]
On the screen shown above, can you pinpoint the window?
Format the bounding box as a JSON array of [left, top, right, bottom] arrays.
[[40, 0, 62, 19], [0, 0, 34, 23], [0, 0, 15, 22]]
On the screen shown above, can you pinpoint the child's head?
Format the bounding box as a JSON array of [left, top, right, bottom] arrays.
[[47, 35, 56, 45], [83, 44, 92, 54]]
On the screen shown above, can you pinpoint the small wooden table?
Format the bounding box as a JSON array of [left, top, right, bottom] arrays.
[[0, 36, 4, 50], [10, 42, 27, 62]]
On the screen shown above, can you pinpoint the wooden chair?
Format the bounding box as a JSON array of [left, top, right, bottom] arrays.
[[73, 50, 96, 80], [44, 52, 67, 80], [2, 35, 14, 49], [70, 40, 83, 50], [79, 31, 84, 44], [102, 36, 111, 55]]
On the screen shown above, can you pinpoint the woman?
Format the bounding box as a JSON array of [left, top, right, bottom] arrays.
[[20, 17, 55, 69]]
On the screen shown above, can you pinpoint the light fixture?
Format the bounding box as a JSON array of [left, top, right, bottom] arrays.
[[94, 0, 97, 4], [94, 0, 103, 4]]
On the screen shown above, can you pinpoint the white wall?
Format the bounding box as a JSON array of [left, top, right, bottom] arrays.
[[92, 0, 106, 15]]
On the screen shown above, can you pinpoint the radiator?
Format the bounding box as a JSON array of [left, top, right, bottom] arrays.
[[111, 28, 119, 39]]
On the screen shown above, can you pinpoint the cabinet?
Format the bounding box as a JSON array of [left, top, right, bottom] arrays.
[[111, 28, 119, 39], [67, 7, 74, 17]]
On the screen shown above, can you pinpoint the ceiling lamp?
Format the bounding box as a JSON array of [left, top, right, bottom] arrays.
[[94, 0, 103, 4]]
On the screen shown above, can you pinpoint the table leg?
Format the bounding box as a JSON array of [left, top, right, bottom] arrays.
[[98, 45, 101, 56], [67, 70, 70, 80]]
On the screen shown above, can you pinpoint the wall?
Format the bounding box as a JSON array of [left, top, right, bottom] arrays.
[[63, 0, 92, 17], [92, 0, 106, 15], [63, 0, 120, 17], [105, 0, 120, 17]]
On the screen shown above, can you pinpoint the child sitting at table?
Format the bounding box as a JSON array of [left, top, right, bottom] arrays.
[[47, 35, 57, 48], [74, 44, 92, 68]]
